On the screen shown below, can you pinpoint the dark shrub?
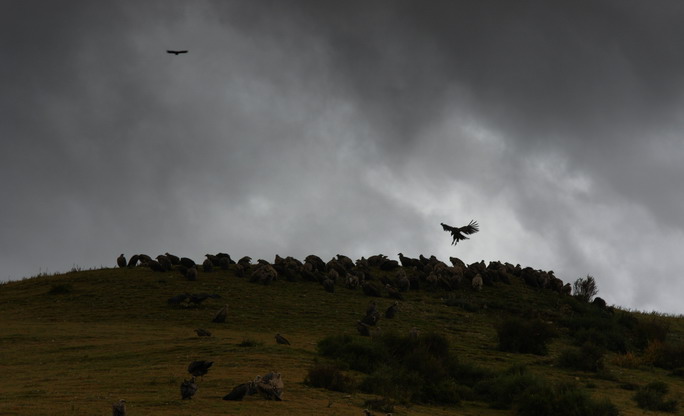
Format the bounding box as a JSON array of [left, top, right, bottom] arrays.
[[641, 380, 668, 395], [403, 350, 448, 381], [651, 342, 684, 370], [514, 383, 554, 416], [595, 368, 618, 382], [363, 397, 395, 413], [48, 283, 73, 294], [573, 275, 598, 302], [496, 317, 556, 355], [560, 314, 614, 333], [559, 311, 625, 348], [615, 311, 639, 329], [360, 367, 463, 404], [573, 327, 605, 346], [633, 381, 678, 412], [316, 331, 485, 405], [359, 365, 420, 403], [572, 326, 627, 353], [561, 295, 590, 315], [237, 339, 260, 347], [575, 398, 619, 416], [451, 361, 493, 387], [474, 365, 542, 409], [305, 362, 355, 392], [317, 335, 385, 373], [444, 295, 479, 312], [518, 382, 619, 416], [318, 331, 468, 404], [429, 379, 463, 405], [557, 342, 605, 372], [381, 332, 461, 403], [632, 318, 670, 351], [376, 331, 459, 381], [417, 331, 451, 361]]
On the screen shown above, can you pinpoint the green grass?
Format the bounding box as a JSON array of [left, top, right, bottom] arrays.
[[0, 262, 683, 415]]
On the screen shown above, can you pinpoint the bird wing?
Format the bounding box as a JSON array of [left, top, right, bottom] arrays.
[[458, 220, 479, 235], [441, 223, 458, 233]]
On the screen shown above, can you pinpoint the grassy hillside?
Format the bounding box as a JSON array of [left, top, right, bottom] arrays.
[[1, 256, 683, 416]]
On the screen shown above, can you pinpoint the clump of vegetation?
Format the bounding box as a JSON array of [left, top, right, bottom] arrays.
[[474, 365, 542, 409], [473, 366, 618, 415], [632, 317, 670, 351], [641, 340, 684, 370], [557, 342, 606, 372], [559, 306, 674, 362], [48, 283, 73, 295], [571, 326, 627, 353], [573, 275, 598, 303], [633, 381, 678, 412], [363, 397, 395, 413], [316, 331, 473, 404], [443, 295, 479, 312], [317, 334, 386, 373], [361, 332, 461, 404], [558, 307, 639, 353], [237, 339, 261, 347], [517, 382, 619, 416], [619, 382, 639, 391], [451, 361, 493, 389], [495, 317, 556, 355], [314, 332, 613, 409], [611, 352, 642, 369], [304, 362, 355, 392]]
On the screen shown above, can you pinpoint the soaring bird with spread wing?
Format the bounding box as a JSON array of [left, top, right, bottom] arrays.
[[441, 220, 479, 245], [167, 50, 188, 55]]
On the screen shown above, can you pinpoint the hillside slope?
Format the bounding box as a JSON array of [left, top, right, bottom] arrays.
[[0, 255, 682, 416]]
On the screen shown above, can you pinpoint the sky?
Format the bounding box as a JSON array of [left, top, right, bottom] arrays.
[[2, 0, 684, 314]]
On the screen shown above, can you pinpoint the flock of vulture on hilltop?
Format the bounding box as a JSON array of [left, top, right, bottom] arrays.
[[114, 219, 571, 303], [110, 221, 581, 415]]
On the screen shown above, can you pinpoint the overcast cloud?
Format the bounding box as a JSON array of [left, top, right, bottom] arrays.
[[2, 0, 684, 313]]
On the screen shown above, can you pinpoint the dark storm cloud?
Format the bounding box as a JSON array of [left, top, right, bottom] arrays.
[[2, 0, 684, 313]]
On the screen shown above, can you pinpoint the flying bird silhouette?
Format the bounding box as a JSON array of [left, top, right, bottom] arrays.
[[441, 220, 479, 245], [166, 50, 188, 55]]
